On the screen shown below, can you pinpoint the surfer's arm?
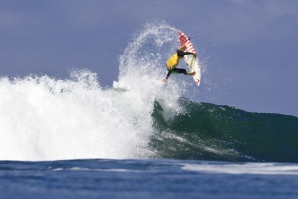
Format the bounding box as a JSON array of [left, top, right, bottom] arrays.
[[179, 45, 197, 57], [184, 52, 197, 57]]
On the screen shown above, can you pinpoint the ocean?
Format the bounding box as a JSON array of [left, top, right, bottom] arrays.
[[1, 22, 298, 198], [1, 159, 298, 199]]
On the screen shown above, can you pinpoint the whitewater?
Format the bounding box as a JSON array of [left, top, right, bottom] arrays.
[[0, 23, 188, 161]]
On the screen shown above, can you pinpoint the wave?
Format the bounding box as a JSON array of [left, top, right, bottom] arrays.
[[0, 21, 297, 163], [150, 98, 298, 163]]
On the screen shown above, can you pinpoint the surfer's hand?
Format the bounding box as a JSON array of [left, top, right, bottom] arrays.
[[193, 53, 197, 58], [162, 79, 167, 83], [180, 44, 187, 51]]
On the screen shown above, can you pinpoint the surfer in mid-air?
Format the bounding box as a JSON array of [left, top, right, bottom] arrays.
[[163, 44, 197, 83]]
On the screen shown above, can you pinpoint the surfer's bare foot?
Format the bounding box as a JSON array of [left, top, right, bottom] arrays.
[[189, 72, 196, 76]]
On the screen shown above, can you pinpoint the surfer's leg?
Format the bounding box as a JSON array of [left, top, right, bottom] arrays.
[[172, 68, 187, 75], [173, 68, 195, 76], [187, 71, 196, 76]]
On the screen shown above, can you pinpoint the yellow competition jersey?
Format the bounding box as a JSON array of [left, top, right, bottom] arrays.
[[166, 53, 181, 70]]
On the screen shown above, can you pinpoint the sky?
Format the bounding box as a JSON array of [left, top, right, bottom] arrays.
[[1, 0, 298, 117]]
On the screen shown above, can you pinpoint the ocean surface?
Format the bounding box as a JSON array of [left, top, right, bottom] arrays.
[[1, 22, 298, 198], [1, 159, 298, 199]]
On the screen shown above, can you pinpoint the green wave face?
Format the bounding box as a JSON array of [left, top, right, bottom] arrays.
[[150, 98, 298, 163]]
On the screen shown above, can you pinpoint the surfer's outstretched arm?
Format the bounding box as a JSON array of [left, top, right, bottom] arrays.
[[184, 51, 197, 58], [179, 44, 197, 57]]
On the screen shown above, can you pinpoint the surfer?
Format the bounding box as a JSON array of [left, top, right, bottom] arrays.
[[163, 44, 197, 83]]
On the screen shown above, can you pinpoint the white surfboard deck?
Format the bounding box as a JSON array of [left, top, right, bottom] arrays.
[[178, 31, 201, 86]]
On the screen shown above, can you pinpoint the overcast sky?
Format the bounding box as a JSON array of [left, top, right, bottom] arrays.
[[1, 0, 298, 117]]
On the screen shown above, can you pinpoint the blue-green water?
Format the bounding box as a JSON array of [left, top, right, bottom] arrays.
[[150, 98, 298, 163]]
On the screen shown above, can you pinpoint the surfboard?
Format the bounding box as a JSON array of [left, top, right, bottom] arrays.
[[178, 31, 201, 86]]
